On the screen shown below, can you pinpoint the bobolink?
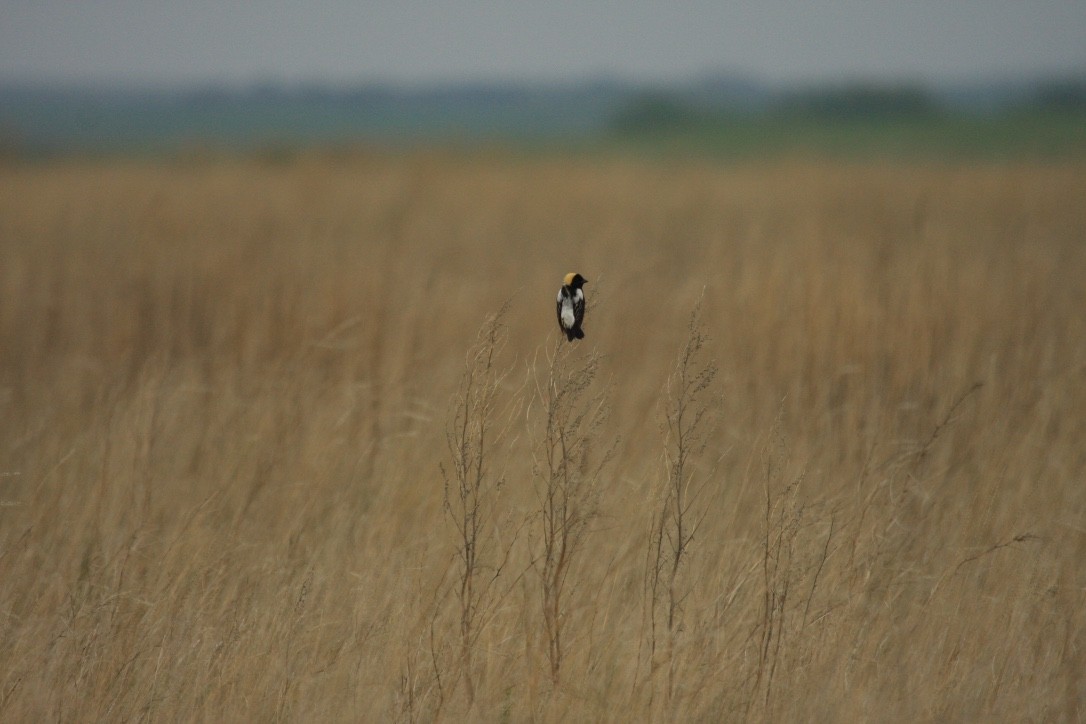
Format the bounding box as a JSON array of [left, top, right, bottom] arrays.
[[556, 272, 588, 341]]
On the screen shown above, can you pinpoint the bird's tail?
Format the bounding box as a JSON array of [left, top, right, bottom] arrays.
[[568, 327, 585, 341]]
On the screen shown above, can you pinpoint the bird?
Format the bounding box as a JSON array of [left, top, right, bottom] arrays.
[[556, 272, 588, 341]]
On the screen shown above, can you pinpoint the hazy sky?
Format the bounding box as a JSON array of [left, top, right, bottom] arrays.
[[2, 1, 1085, 87]]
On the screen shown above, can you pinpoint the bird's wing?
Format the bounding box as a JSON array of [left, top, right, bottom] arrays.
[[556, 289, 564, 327], [573, 289, 585, 326]]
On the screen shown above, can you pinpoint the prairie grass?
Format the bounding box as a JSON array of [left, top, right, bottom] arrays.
[[0, 152, 1084, 720]]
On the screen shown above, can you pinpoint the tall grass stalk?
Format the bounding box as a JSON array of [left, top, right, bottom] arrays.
[[528, 340, 615, 685], [439, 304, 521, 709], [643, 299, 721, 708]]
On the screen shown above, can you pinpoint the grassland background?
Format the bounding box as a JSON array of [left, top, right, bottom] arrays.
[[0, 151, 1084, 720]]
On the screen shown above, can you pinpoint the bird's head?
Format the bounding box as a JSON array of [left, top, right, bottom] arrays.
[[564, 272, 588, 288]]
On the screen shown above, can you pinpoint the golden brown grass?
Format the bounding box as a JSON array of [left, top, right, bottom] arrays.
[[1, 151, 1084, 721]]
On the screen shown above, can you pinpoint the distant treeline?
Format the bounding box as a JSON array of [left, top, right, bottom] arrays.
[[1, 76, 1084, 155], [609, 79, 1086, 134]]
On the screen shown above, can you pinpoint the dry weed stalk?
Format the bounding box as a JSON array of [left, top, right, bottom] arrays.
[[643, 299, 721, 706], [528, 340, 615, 685], [751, 436, 805, 717], [438, 303, 522, 709], [276, 570, 313, 721]]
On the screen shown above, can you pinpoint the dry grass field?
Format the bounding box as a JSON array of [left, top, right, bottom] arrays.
[[1, 151, 1084, 721]]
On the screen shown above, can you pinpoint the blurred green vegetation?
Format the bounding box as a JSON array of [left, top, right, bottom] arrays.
[[604, 83, 1086, 160], [2, 79, 1085, 161], [603, 110, 1086, 161]]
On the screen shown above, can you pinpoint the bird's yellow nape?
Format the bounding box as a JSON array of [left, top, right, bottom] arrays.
[[563, 272, 578, 285]]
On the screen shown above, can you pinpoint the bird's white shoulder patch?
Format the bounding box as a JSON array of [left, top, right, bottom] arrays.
[[573, 289, 584, 304]]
